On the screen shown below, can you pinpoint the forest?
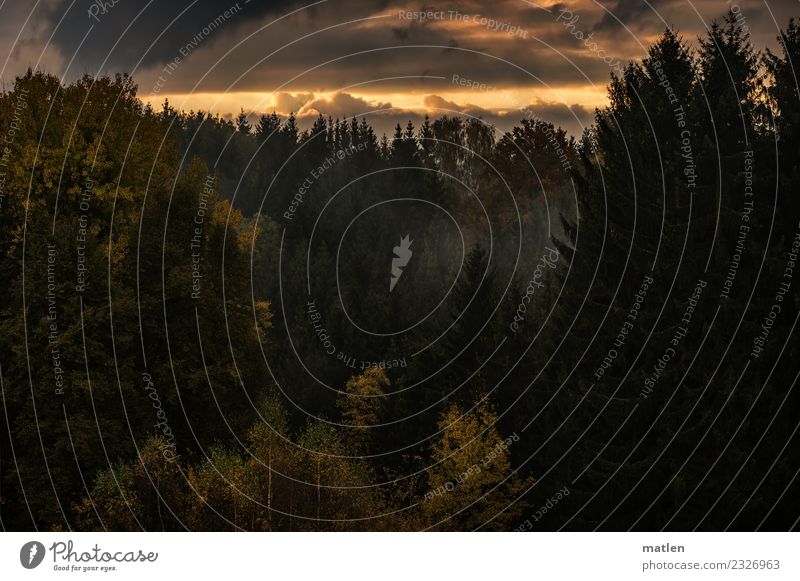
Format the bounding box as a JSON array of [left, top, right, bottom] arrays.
[[1, 12, 799, 531]]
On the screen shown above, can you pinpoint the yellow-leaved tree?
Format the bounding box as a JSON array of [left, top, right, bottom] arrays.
[[336, 367, 388, 455], [422, 397, 533, 530]]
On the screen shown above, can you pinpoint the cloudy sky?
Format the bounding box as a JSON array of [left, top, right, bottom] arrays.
[[1, 0, 796, 136]]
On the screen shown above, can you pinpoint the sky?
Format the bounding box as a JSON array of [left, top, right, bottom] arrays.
[[1, 0, 797, 136]]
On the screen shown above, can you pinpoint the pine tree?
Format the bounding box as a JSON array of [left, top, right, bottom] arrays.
[[236, 108, 251, 134]]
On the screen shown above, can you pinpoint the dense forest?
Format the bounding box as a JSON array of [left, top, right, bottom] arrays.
[[1, 12, 799, 531]]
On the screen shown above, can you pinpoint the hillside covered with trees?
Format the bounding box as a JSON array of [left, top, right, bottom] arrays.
[[1, 13, 799, 531]]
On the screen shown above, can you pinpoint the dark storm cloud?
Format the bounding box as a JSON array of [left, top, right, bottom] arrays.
[[0, 2, 65, 82], [35, 0, 656, 92], [4, 0, 795, 123], [48, 0, 304, 74], [133, 0, 618, 96], [591, 0, 672, 33]]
